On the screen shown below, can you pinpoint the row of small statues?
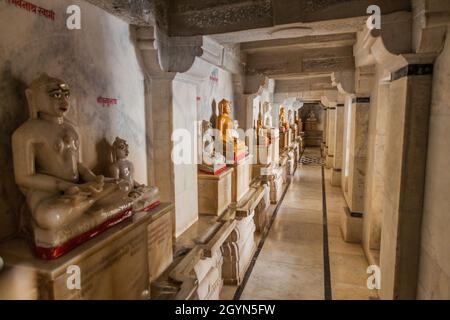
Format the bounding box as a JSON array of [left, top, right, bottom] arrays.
[[201, 100, 318, 173]]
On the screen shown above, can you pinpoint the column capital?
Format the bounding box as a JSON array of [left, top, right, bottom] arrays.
[[135, 26, 203, 76]]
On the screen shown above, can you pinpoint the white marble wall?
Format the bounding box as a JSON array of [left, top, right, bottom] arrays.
[[171, 59, 238, 237], [418, 26, 450, 300], [172, 78, 199, 237], [197, 66, 235, 126], [0, 0, 146, 240]]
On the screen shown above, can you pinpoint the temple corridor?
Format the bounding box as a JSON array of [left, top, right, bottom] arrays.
[[236, 148, 374, 300], [1, 0, 450, 302]]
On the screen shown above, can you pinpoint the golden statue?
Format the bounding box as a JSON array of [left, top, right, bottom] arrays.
[[279, 106, 290, 132], [256, 104, 268, 145], [216, 99, 246, 160]]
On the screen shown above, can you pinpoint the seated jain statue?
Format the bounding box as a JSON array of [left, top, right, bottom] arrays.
[[307, 110, 317, 122], [256, 105, 269, 146], [12, 74, 156, 259], [262, 102, 273, 129], [109, 137, 160, 211], [198, 120, 226, 175], [279, 106, 290, 133], [216, 99, 246, 162]]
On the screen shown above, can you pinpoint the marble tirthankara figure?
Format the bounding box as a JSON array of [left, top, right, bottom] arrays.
[[109, 137, 160, 211], [12, 74, 159, 260], [199, 120, 226, 175], [216, 99, 246, 162], [305, 110, 318, 131]]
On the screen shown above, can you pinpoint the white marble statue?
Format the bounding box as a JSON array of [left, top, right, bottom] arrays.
[[11, 74, 158, 258], [307, 110, 317, 122], [199, 120, 226, 174], [109, 137, 160, 212], [262, 102, 273, 128], [288, 109, 295, 126]]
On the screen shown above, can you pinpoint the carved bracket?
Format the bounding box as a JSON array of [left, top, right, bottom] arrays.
[[332, 70, 355, 95], [135, 26, 204, 76]]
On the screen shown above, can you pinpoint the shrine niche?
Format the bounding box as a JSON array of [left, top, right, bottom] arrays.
[[10, 74, 161, 259], [300, 103, 323, 147]]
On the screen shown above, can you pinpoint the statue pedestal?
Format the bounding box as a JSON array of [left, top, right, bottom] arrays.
[[198, 163, 227, 175], [197, 168, 233, 216], [0, 204, 174, 300], [268, 129, 280, 164], [279, 153, 289, 184], [290, 126, 298, 142], [257, 143, 273, 165], [222, 183, 265, 285], [228, 155, 252, 203], [252, 163, 283, 204], [291, 141, 300, 166], [152, 219, 236, 300], [254, 183, 270, 233], [279, 130, 291, 153]]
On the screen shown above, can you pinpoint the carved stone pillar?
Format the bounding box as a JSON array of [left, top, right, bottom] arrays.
[[134, 27, 203, 237], [326, 107, 336, 169], [343, 66, 375, 216], [379, 60, 434, 300], [331, 102, 345, 186], [365, 2, 449, 297]]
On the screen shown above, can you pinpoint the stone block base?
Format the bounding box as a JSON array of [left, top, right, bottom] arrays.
[[229, 155, 252, 203], [222, 214, 256, 285], [197, 168, 233, 216], [152, 219, 236, 300], [0, 204, 174, 300], [254, 184, 270, 233], [331, 168, 342, 187]]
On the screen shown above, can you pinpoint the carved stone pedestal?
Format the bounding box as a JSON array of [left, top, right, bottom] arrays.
[[293, 142, 300, 164], [197, 168, 233, 216], [270, 129, 280, 163], [252, 163, 283, 204], [279, 130, 291, 153], [254, 183, 271, 233], [0, 204, 174, 300], [257, 143, 273, 165], [269, 129, 280, 164], [287, 150, 296, 175], [152, 220, 236, 300], [229, 155, 252, 203], [279, 154, 289, 184], [221, 183, 264, 285], [305, 130, 323, 147]]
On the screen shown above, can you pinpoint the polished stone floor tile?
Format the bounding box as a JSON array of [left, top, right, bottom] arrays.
[[240, 148, 371, 300], [241, 260, 324, 300]]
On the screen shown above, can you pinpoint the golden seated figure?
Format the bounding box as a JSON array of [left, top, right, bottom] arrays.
[[279, 106, 290, 133], [216, 99, 246, 161]]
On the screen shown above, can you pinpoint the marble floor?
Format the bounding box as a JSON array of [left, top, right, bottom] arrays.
[[237, 147, 377, 300]]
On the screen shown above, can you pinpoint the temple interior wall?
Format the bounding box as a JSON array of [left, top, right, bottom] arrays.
[[418, 25, 450, 299], [0, 0, 147, 240], [196, 65, 235, 126], [171, 59, 237, 237]]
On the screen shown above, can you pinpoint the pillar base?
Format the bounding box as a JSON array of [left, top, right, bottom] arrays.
[[330, 168, 342, 187], [340, 207, 363, 243]]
